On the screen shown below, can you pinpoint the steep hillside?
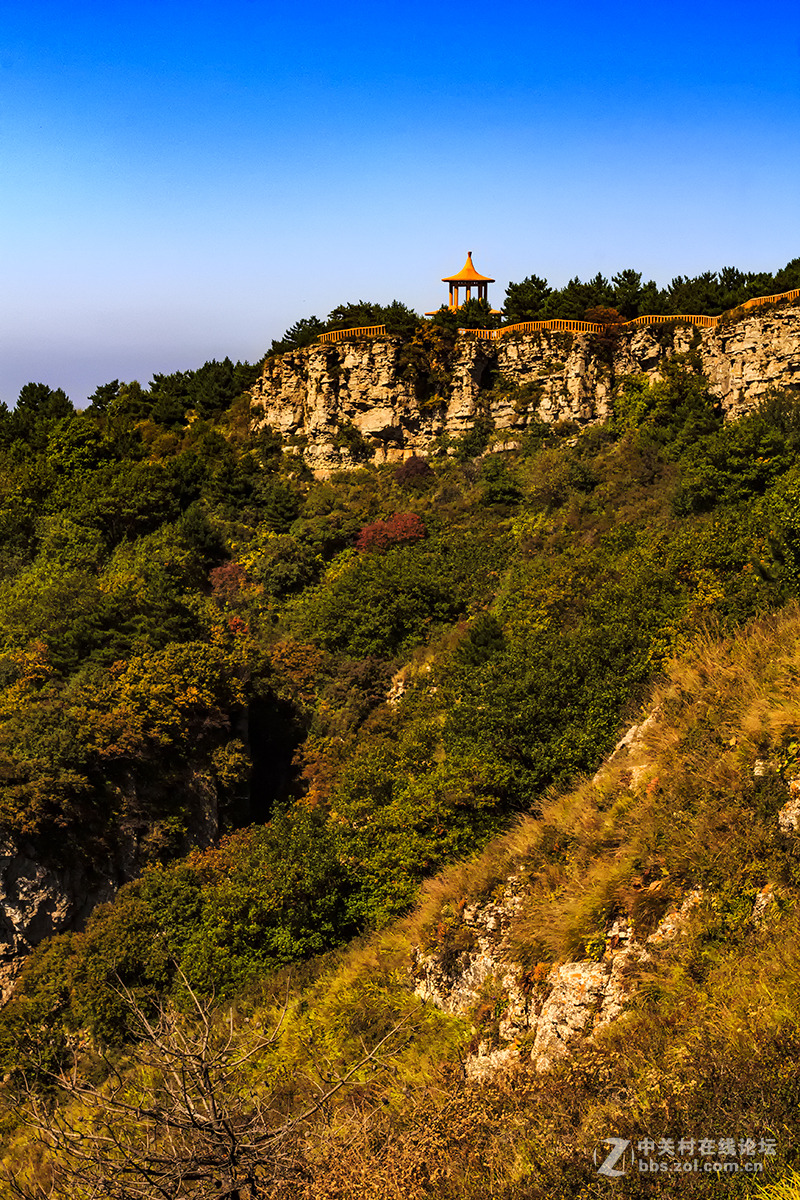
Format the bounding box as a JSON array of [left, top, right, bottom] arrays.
[[3, 349, 800, 992], [5, 607, 800, 1197]]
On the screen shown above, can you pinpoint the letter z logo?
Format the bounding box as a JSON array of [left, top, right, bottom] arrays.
[[595, 1137, 631, 1177]]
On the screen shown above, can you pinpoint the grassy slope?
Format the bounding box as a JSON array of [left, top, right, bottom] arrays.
[[269, 606, 800, 1198]]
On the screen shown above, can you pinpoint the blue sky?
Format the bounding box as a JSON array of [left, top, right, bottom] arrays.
[[1, 0, 799, 406]]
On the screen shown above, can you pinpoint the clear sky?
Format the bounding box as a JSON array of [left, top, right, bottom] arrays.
[[1, 0, 799, 406]]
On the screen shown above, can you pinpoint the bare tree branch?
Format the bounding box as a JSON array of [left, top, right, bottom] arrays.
[[6, 971, 420, 1200]]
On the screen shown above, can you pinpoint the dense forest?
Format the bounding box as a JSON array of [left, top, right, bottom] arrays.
[[1, 274, 800, 1195]]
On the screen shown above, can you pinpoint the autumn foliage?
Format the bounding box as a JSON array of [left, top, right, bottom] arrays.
[[356, 512, 426, 553]]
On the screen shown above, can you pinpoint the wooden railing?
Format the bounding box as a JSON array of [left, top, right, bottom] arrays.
[[315, 287, 800, 345], [729, 288, 800, 316], [318, 324, 387, 343], [463, 287, 800, 340], [624, 313, 718, 330], [460, 318, 607, 339]]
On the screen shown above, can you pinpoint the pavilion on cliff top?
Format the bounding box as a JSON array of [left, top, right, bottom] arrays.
[[426, 251, 498, 314]]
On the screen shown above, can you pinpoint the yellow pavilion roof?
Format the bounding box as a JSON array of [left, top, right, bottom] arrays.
[[442, 251, 495, 284]]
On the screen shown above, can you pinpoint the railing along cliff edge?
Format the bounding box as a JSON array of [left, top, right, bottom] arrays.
[[315, 287, 800, 344], [318, 324, 387, 343], [462, 287, 800, 339]]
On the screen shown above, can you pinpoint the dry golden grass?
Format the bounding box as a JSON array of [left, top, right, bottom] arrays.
[[397, 604, 800, 977], [757, 1173, 800, 1200]]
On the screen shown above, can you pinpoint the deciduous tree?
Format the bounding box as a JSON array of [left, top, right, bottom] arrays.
[[8, 970, 411, 1199]]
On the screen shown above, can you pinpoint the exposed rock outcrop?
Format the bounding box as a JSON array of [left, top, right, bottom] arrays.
[[412, 880, 703, 1082], [0, 842, 114, 1001], [251, 303, 800, 474], [592, 707, 661, 790], [778, 779, 800, 834]]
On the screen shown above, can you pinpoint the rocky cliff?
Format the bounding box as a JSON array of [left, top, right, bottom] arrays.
[[0, 843, 114, 1002], [0, 770, 225, 1002], [412, 877, 702, 1084], [250, 303, 800, 473]]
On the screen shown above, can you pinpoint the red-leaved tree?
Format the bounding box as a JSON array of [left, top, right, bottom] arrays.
[[356, 512, 426, 553]]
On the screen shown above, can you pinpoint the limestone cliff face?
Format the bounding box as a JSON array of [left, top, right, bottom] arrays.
[[250, 304, 800, 473], [617, 306, 800, 419]]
